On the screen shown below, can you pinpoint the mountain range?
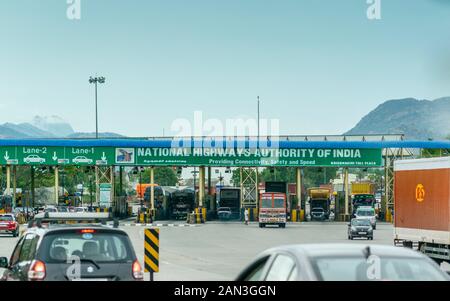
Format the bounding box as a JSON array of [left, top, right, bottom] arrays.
[[345, 97, 450, 140], [0, 115, 123, 139], [2, 97, 450, 140]]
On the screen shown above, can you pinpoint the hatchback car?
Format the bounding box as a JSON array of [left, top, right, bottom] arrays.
[[0, 214, 19, 237], [348, 218, 373, 240], [235, 244, 450, 281], [0, 213, 143, 281]]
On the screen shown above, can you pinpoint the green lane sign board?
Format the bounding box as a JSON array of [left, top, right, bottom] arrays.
[[0, 146, 382, 167], [135, 147, 382, 167]]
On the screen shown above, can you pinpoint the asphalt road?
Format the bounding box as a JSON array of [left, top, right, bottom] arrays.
[[1, 221, 449, 281]]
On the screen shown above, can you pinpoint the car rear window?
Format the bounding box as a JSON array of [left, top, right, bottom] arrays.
[[312, 256, 448, 281], [39, 230, 134, 263], [357, 209, 374, 216], [0, 215, 13, 221]]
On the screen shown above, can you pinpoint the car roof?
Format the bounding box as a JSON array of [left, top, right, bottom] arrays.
[[262, 244, 425, 260], [24, 224, 127, 236]]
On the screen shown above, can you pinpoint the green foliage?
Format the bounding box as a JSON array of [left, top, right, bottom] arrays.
[[141, 167, 179, 186], [9, 166, 95, 195]]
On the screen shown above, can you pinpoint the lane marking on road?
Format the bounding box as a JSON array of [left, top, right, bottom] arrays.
[[118, 223, 197, 227]]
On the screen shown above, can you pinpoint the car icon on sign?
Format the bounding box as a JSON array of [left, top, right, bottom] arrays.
[[72, 156, 93, 164], [24, 155, 45, 164]]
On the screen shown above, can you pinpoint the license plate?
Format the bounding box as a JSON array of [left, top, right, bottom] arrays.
[[358, 232, 367, 235]]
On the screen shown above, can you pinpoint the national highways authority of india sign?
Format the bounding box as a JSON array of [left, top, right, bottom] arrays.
[[0, 146, 382, 167]]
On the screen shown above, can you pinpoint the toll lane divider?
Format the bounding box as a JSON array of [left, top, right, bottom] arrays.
[[144, 228, 159, 280]]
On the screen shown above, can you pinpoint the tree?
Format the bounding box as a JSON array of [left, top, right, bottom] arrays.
[[141, 167, 179, 186]]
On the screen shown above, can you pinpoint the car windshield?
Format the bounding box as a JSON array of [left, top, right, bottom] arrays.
[[41, 230, 134, 263], [352, 219, 371, 226], [218, 207, 231, 212], [312, 256, 447, 281], [58, 207, 68, 212], [0, 215, 13, 221], [356, 210, 374, 216], [312, 208, 324, 213]]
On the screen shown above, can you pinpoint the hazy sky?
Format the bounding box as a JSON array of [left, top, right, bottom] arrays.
[[1, 0, 450, 137]]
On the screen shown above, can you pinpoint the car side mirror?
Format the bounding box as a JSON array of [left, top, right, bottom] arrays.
[[348, 223, 351, 227], [0, 257, 8, 268]]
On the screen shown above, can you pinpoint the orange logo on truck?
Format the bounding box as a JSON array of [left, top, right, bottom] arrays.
[[415, 184, 425, 202]]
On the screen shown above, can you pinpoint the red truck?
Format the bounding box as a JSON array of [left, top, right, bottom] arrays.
[[394, 157, 450, 263], [259, 192, 287, 228]]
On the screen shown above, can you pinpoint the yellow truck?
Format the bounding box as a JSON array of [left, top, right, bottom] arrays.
[[308, 188, 331, 221], [351, 182, 376, 217]]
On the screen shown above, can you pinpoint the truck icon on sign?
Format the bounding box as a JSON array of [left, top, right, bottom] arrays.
[[24, 155, 45, 164], [72, 156, 93, 164]]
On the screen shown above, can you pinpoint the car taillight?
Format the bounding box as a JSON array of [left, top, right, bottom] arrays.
[[79, 229, 96, 234], [132, 260, 143, 280], [28, 260, 46, 281]]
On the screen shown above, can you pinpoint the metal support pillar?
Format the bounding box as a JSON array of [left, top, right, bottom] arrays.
[[110, 167, 115, 208], [344, 167, 349, 220], [198, 166, 205, 207], [150, 167, 155, 210], [240, 167, 258, 209], [6, 165, 11, 196], [207, 166, 212, 195], [12, 166, 17, 208], [95, 165, 113, 208], [54, 167, 59, 205], [119, 166, 123, 196], [31, 167, 35, 208], [296, 167, 302, 210]]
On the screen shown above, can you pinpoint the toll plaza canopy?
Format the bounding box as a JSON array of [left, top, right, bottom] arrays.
[[0, 138, 449, 168]]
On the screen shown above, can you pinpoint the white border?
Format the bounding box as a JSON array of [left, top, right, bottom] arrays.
[[394, 157, 450, 171], [394, 227, 450, 245]]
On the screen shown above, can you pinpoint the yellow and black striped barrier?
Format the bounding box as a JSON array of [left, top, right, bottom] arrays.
[[192, 208, 204, 224], [144, 228, 159, 281]]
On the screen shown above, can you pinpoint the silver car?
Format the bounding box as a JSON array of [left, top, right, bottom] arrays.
[[235, 244, 450, 281]]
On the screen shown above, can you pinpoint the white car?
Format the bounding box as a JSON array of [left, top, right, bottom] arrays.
[[72, 156, 93, 164], [24, 155, 45, 164], [74, 207, 89, 213], [354, 206, 377, 229]]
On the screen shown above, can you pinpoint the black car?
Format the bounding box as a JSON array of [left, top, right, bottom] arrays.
[[0, 213, 143, 281], [348, 218, 373, 240]]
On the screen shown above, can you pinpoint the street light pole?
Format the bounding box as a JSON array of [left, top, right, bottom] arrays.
[[89, 76, 105, 139], [257, 96, 260, 143]]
